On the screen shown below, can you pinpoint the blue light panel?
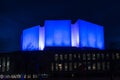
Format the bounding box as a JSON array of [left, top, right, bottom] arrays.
[[75, 19, 104, 49], [71, 24, 79, 47], [96, 25, 104, 49], [39, 27, 45, 50], [22, 25, 45, 51], [45, 20, 71, 46]]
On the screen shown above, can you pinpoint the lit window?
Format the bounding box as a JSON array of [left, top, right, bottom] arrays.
[[60, 54, 63, 61], [92, 63, 96, 70], [58, 64, 62, 71], [64, 63, 68, 71], [88, 66, 91, 70], [0, 58, 1, 72], [27, 74, 31, 79], [106, 53, 109, 59], [92, 53, 96, 60], [7, 57, 10, 71], [74, 62, 77, 69], [2, 57, 5, 72], [55, 63, 58, 71], [87, 62, 91, 70], [87, 53, 90, 60], [116, 53, 120, 59], [55, 54, 58, 61], [78, 54, 81, 60], [74, 54, 76, 59]]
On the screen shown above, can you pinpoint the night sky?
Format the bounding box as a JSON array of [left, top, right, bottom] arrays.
[[0, 0, 120, 52]]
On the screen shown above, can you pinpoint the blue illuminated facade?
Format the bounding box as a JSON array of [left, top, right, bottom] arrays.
[[73, 19, 104, 49], [45, 20, 71, 47], [21, 25, 45, 51], [22, 19, 104, 51]]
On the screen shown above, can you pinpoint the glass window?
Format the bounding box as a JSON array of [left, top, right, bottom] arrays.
[[74, 54, 76, 59], [83, 54, 86, 60], [64, 54, 67, 60], [106, 53, 109, 59], [87, 53, 90, 60], [116, 53, 120, 59], [78, 62, 82, 67], [92, 53, 96, 60], [97, 62, 101, 70], [55, 63, 58, 71], [51, 63, 54, 71], [6, 57, 10, 71], [92, 63, 96, 70], [55, 54, 58, 61], [58, 64, 62, 71], [87, 62, 91, 70], [60, 54, 63, 61], [101, 53, 104, 59], [2, 57, 5, 72], [74, 62, 77, 69], [112, 53, 115, 60], [0, 58, 1, 72], [107, 62, 110, 70], [64, 63, 68, 71], [102, 62, 105, 70], [78, 54, 81, 60], [69, 62, 72, 71], [69, 54, 72, 60], [97, 53, 100, 59]]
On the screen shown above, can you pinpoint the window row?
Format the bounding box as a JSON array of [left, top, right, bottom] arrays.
[[51, 62, 110, 71], [54, 53, 111, 61], [0, 57, 10, 72]]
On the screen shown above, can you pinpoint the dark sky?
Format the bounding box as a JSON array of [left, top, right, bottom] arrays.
[[0, 0, 120, 52]]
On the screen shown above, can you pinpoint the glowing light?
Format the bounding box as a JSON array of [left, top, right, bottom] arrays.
[[71, 24, 79, 47], [39, 27, 45, 50], [75, 19, 104, 49], [96, 25, 104, 49], [21, 19, 104, 51], [45, 20, 71, 46], [22, 25, 45, 51]]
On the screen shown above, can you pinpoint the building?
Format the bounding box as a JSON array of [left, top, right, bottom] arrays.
[[0, 49, 120, 79]]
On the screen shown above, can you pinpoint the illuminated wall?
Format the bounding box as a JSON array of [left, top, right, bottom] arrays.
[[71, 24, 79, 47], [45, 20, 71, 46], [22, 25, 45, 51], [22, 19, 104, 51], [73, 19, 104, 49]]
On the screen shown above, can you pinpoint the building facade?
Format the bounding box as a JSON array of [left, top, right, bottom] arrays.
[[0, 49, 120, 79]]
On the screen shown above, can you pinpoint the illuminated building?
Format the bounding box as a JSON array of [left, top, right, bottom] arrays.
[[45, 20, 71, 47], [22, 19, 104, 51], [21, 25, 45, 51], [71, 19, 104, 49]]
